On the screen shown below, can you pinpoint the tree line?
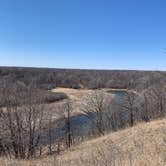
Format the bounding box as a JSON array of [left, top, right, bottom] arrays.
[[0, 67, 166, 91]]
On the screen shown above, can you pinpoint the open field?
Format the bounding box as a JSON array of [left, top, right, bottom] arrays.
[[1, 118, 165, 166], [51, 87, 127, 100], [51, 88, 94, 101]]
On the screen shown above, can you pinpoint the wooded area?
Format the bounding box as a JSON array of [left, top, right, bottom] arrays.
[[0, 67, 165, 159]]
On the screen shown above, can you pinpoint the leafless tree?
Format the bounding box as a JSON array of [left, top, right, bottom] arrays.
[[144, 85, 166, 119], [142, 93, 150, 122], [120, 90, 140, 127], [0, 83, 45, 159], [48, 112, 53, 154], [81, 91, 112, 136], [63, 100, 73, 148]]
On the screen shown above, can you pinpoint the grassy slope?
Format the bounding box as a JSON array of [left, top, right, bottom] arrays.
[[1, 118, 166, 166]]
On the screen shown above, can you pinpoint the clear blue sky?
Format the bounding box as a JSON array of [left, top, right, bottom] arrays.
[[0, 0, 166, 70]]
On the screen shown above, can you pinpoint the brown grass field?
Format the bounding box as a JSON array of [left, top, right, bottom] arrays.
[[51, 88, 94, 100]]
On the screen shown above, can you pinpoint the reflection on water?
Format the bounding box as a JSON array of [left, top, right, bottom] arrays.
[[108, 90, 127, 98], [42, 90, 128, 144], [68, 90, 127, 136]]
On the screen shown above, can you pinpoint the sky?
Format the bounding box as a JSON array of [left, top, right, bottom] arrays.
[[0, 0, 166, 70]]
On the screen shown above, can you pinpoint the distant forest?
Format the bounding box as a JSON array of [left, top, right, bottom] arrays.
[[0, 67, 165, 91]]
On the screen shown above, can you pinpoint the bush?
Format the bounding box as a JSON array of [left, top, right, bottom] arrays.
[[43, 92, 68, 103]]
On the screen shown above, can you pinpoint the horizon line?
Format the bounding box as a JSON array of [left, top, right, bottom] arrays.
[[0, 65, 165, 72]]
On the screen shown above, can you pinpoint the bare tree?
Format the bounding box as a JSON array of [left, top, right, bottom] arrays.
[[81, 91, 112, 136], [48, 113, 53, 154], [63, 100, 73, 148], [152, 86, 166, 117], [144, 85, 166, 119], [0, 83, 45, 159], [141, 93, 150, 122], [120, 90, 140, 127]]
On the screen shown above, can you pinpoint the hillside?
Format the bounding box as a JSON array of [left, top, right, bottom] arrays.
[[1, 118, 166, 166], [0, 67, 166, 165]]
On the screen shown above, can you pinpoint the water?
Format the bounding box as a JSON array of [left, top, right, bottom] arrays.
[[69, 90, 127, 136], [42, 90, 128, 143], [108, 90, 127, 98]]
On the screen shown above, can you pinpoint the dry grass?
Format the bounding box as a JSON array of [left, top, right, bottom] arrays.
[[51, 88, 93, 101], [51, 87, 122, 100], [1, 118, 165, 166]]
